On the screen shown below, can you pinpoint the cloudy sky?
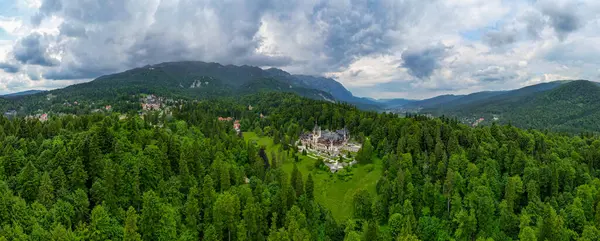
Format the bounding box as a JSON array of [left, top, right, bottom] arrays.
[[0, 0, 599, 99]]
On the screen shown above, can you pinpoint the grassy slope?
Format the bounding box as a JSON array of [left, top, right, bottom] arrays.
[[243, 132, 381, 221]]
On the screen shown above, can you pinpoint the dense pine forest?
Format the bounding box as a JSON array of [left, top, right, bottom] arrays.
[[1, 92, 600, 240]]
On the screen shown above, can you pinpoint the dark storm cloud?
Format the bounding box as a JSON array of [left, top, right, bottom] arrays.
[[5, 80, 27, 89], [122, 0, 274, 68], [59, 23, 87, 38], [13, 33, 58, 67], [35, 0, 130, 25], [44, 64, 114, 80], [0, 62, 20, 73], [43, 69, 93, 80], [350, 69, 363, 77], [401, 44, 449, 79], [523, 11, 545, 40], [27, 71, 41, 81], [373, 80, 415, 92], [19, 0, 415, 82], [313, 1, 395, 70], [31, 0, 63, 25], [472, 66, 518, 83], [239, 55, 294, 67], [541, 5, 581, 40], [483, 30, 517, 47], [125, 32, 191, 66]]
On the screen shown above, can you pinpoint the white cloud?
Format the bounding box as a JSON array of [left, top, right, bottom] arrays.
[[0, 17, 24, 35], [0, 0, 598, 97]]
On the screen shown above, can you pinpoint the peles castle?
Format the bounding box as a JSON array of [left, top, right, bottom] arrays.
[[299, 124, 361, 157]]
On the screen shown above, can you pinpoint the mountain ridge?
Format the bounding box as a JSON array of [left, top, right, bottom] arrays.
[[3, 60, 600, 133], [432, 80, 600, 132], [1, 90, 46, 98]]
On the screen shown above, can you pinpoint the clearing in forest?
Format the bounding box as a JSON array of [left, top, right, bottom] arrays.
[[243, 132, 381, 221]]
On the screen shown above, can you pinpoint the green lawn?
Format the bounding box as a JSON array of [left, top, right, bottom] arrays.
[[243, 132, 381, 221]]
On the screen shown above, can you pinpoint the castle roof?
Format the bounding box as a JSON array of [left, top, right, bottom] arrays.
[[335, 127, 349, 137]]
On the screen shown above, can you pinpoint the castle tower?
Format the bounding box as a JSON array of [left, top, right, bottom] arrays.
[[312, 123, 321, 144]]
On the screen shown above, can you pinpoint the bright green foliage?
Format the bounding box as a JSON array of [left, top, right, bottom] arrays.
[[140, 191, 161, 241], [17, 161, 38, 202], [518, 226, 536, 241], [356, 138, 373, 164], [305, 174, 314, 201], [89, 205, 120, 241], [37, 172, 54, 207], [0, 92, 598, 241], [213, 192, 240, 241], [397, 234, 420, 241], [50, 224, 75, 241], [200, 224, 216, 241], [124, 207, 141, 241], [362, 220, 379, 241], [71, 188, 90, 225], [290, 164, 304, 198], [158, 205, 178, 240], [51, 200, 75, 228], [183, 186, 200, 234], [70, 158, 87, 190], [580, 225, 600, 241], [343, 231, 361, 241], [352, 189, 372, 220], [389, 213, 403, 237]]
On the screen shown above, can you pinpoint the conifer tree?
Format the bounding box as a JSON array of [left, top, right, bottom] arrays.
[[38, 171, 55, 207], [124, 207, 142, 241]]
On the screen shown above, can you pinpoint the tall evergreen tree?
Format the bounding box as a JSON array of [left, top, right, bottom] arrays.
[[37, 172, 55, 207], [306, 174, 314, 201], [124, 207, 142, 241]]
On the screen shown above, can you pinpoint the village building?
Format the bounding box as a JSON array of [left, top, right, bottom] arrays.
[[3, 110, 17, 119], [472, 117, 485, 127], [141, 94, 162, 111], [233, 120, 241, 133], [39, 113, 48, 122]]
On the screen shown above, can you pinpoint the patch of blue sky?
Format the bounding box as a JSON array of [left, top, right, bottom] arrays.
[[460, 29, 483, 41], [460, 18, 509, 42], [0, 27, 10, 39], [0, 0, 20, 17]]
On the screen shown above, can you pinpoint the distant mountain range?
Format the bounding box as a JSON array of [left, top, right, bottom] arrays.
[[405, 80, 600, 133], [1, 90, 46, 98], [1, 61, 599, 133]]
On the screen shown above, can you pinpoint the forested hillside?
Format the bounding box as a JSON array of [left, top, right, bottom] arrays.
[[0, 61, 339, 115], [1, 92, 600, 240], [440, 80, 600, 133]]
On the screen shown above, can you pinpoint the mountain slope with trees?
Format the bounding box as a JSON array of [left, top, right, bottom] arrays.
[[0, 61, 343, 115], [392, 81, 568, 113], [1, 90, 46, 98], [439, 80, 600, 133]]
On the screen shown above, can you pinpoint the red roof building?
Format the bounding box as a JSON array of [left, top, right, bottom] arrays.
[[39, 113, 48, 122]]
